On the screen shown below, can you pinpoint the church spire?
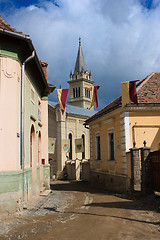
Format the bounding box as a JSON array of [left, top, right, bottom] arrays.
[[74, 38, 87, 73]]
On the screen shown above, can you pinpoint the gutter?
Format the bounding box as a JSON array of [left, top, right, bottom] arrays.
[[84, 123, 89, 129], [0, 28, 49, 89], [21, 51, 35, 202]]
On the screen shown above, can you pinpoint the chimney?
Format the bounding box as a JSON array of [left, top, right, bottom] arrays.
[[41, 61, 48, 83]]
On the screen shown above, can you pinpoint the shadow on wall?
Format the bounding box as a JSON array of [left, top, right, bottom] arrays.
[[150, 128, 160, 151]]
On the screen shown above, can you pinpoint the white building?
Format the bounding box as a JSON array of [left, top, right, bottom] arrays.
[[48, 39, 97, 179]]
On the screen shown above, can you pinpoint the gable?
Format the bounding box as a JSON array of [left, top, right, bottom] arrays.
[[137, 72, 160, 103]]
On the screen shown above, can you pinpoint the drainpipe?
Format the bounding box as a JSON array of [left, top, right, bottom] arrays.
[[22, 51, 35, 201]]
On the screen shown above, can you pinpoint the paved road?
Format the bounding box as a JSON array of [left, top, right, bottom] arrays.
[[1, 180, 160, 240]]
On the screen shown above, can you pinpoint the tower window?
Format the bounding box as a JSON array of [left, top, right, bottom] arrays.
[[73, 87, 80, 98], [73, 88, 76, 98], [78, 87, 80, 97], [76, 88, 78, 97], [85, 89, 90, 98]]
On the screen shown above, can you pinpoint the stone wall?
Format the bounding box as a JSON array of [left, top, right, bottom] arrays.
[[90, 170, 130, 193]]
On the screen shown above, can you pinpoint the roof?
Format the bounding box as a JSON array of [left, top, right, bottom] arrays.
[[74, 38, 87, 73], [85, 72, 160, 124], [85, 97, 122, 124], [0, 15, 27, 36], [48, 101, 97, 118], [136, 72, 160, 103]]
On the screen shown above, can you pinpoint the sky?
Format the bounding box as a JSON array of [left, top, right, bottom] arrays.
[[0, 0, 160, 110]]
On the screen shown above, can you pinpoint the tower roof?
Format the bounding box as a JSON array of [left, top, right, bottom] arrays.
[[74, 38, 87, 73]]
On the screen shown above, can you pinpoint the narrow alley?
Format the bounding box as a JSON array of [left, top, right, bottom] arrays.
[[0, 180, 160, 240]]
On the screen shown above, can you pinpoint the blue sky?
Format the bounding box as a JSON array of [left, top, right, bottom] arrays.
[[0, 0, 160, 110]]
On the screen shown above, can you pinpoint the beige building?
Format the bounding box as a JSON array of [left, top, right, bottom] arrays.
[[85, 72, 160, 193], [48, 39, 96, 179]]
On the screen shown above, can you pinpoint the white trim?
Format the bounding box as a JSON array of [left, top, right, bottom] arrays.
[[124, 112, 130, 151]]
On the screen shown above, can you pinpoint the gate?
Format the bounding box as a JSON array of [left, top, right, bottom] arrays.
[[150, 151, 160, 191]]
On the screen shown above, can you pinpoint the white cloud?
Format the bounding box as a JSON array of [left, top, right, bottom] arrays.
[[2, 0, 160, 108]]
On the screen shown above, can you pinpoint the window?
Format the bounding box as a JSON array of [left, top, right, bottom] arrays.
[[73, 87, 80, 98], [68, 133, 72, 160], [38, 131, 41, 165], [85, 89, 90, 98], [108, 130, 115, 160], [78, 87, 80, 97], [73, 88, 76, 98], [30, 125, 35, 167], [38, 109, 41, 122], [82, 134, 85, 159], [96, 134, 101, 160]]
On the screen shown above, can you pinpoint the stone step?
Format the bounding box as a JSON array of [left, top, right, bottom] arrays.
[[40, 189, 52, 196], [40, 187, 46, 193]]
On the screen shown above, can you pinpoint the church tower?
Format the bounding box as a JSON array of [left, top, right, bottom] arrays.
[[68, 38, 94, 110]]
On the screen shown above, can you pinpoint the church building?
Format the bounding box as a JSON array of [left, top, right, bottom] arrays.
[[48, 39, 97, 179]]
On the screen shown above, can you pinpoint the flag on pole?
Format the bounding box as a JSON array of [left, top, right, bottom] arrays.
[[56, 89, 69, 114], [85, 86, 100, 109], [121, 80, 138, 107]]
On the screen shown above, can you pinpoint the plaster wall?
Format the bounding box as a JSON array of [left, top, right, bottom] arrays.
[[0, 57, 21, 171], [90, 112, 123, 175], [129, 111, 160, 150]]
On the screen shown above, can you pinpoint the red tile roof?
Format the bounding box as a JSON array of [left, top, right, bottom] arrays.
[[137, 72, 160, 103], [0, 15, 28, 37], [86, 72, 160, 124]]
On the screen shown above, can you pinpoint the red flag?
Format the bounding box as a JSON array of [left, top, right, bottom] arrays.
[[85, 85, 100, 109], [57, 89, 69, 114], [94, 86, 100, 108], [129, 81, 138, 105]]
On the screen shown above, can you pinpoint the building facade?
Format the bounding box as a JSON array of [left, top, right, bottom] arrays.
[[85, 73, 160, 192], [0, 16, 55, 213]]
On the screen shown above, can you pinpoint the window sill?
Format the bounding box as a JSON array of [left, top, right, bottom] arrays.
[[107, 159, 116, 163]]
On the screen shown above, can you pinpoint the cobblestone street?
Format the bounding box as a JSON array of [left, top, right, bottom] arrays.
[[0, 180, 160, 240]]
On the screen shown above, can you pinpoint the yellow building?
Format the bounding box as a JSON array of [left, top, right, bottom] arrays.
[[85, 72, 160, 192]]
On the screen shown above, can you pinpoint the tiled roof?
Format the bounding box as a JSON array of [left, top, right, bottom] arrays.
[[0, 15, 28, 36], [48, 101, 97, 118], [137, 72, 160, 103], [86, 72, 160, 124]]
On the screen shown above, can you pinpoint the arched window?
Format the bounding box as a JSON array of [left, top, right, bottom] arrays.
[[30, 125, 35, 167], [82, 134, 85, 159], [68, 133, 72, 160], [38, 131, 41, 165]]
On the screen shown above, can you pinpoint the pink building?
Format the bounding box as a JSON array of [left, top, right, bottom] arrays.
[[0, 16, 55, 213]]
